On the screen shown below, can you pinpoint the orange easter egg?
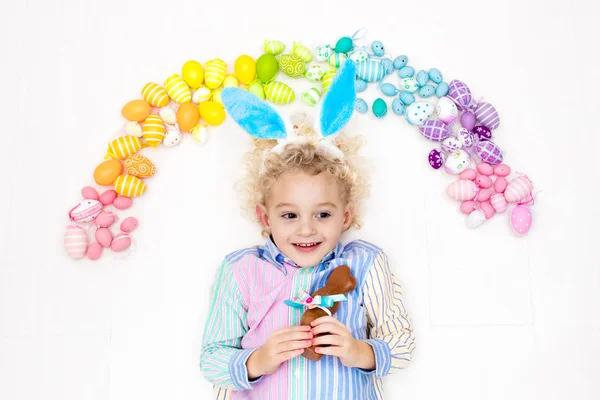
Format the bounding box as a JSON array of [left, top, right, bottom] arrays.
[[177, 102, 200, 132], [94, 159, 123, 186], [125, 154, 156, 178], [121, 100, 152, 122]]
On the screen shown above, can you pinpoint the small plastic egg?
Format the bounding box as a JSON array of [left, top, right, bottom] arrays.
[[372, 98, 388, 118], [95, 211, 117, 228], [113, 196, 133, 210], [511, 205, 532, 236], [480, 201, 496, 219], [494, 177, 508, 193], [95, 227, 113, 248], [99, 190, 118, 206], [467, 209, 486, 229], [355, 79, 368, 92], [399, 91, 415, 105], [125, 121, 143, 137], [192, 86, 212, 104], [120, 217, 139, 233], [380, 83, 398, 96], [428, 68, 443, 84], [82, 186, 99, 200], [459, 169, 477, 180], [435, 82, 449, 97], [111, 233, 132, 252], [392, 98, 405, 115], [86, 242, 103, 261], [460, 200, 478, 215], [461, 111, 477, 130], [381, 59, 394, 74], [393, 55, 408, 69], [398, 66, 415, 78], [416, 70, 429, 87], [477, 163, 494, 176], [494, 164, 511, 177], [371, 41, 385, 56], [163, 127, 182, 147], [476, 188, 493, 202], [355, 98, 368, 114], [475, 175, 493, 189], [419, 84, 435, 98], [159, 107, 177, 125]]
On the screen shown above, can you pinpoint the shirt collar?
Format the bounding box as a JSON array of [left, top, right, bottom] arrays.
[[262, 235, 344, 272]]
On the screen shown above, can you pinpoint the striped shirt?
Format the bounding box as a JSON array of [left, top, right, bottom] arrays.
[[200, 237, 415, 400]]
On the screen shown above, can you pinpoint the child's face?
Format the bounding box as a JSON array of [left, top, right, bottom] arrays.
[[256, 170, 354, 268]]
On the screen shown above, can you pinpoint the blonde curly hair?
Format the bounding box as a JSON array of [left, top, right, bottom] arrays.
[[235, 113, 371, 238]]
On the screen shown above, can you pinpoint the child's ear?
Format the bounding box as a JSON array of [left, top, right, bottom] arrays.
[[256, 204, 272, 232], [342, 203, 355, 231]]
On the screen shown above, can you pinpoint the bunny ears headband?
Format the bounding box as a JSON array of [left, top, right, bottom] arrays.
[[221, 59, 357, 160]]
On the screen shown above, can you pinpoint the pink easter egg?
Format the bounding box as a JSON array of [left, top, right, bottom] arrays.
[[95, 227, 113, 248], [494, 177, 508, 193], [111, 233, 132, 252], [64, 225, 88, 259], [68, 199, 103, 223], [504, 176, 533, 203], [99, 189, 118, 206], [490, 193, 507, 213], [493, 164, 511, 177], [86, 242, 103, 260], [475, 175, 493, 189], [480, 201, 496, 219], [95, 211, 117, 228], [120, 217, 139, 233], [511, 205, 532, 236], [446, 180, 478, 201], [113, 196, 133, 210], [460, 200, 478, 215], [476, 163, 494, 176], [476, 188, 493, 202], [459, 169, 477, 180], [82, 186, 99, 200]]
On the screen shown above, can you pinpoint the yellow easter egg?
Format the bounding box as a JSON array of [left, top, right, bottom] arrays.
[[141, 83, 169, 107], [142, 115, 165, 148], [125, 154, 156, 178], [191, 124, 209, 146], [204, 59, 227, 89], [182, 60, 205, 89], [223, 74, 239, 88], [164, 74, 191, 104], [121, 100, 151, 122], [114, 174, 146, 197], [199, 101, 226, 126], [322, 69, 337, 93], [212, 89, 222, 104], [107, 136, 143, 159], [192, 86, 212, 104], [176, 102, 200, 132], [234, 55, 256, 84]]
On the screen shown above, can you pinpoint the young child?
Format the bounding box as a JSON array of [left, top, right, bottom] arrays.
[[200, 60, 415, 400]]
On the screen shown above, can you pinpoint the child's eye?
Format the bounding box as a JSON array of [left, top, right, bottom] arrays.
[[316, 212, 331, 218], [282, 213, 297, 219]]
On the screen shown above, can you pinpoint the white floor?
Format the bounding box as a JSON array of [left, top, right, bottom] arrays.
[[1, 1, 599, 399]]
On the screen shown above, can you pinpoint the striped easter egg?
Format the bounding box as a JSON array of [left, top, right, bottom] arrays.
[[322, 69, 337, 93], [204, 59, 227, 89], [141, 83, 169, 107], [504, 176, 533, 203], [446, 180, 478, 201], [328, 52, 348, 68], [419, 120, 450, 142], [406, 102, 434, 126], [264, 81, 295, 104], [474, 102, 500, 130], [490, 193, 507, 213], [277, 54, 306, 78], [264, 39, 285, 55], [125, 154, 156, 178], [356, 60, 386, 83], [64, 226, 88, 259], [142, 115, 165, 148], [164, 74, 191, 104], [114, 174, 147, 197], [447, 80, 472, 109], [302, 88, 322, 106], [292, 42, 312, 62], [68, 199, 103, 222], [106, 136, 143, 159], [476, 140, 503, 165]]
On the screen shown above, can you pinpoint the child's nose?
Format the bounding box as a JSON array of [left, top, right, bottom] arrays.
[[297, 218, 317, 236]]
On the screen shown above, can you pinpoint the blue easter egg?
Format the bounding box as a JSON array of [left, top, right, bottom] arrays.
[[399, 91, 415, 105], [429, 68, 443, 84], [355, 98, 368, 113], [393, 55, 408, 69], [435, 82, 449, 97], [355, 79, 368, 92], [419, 84, 436, 98], [380, 83, 398, 96], [392, 98, 405, 115], [398, 66, 415, 78], [381, 59, 394, 74], [371, 41, 385, 57], [372, 98, 388, 118], [416, 70, 429, 87]]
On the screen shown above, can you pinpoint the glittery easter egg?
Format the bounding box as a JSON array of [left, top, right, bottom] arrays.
[[467, 209, 486, 229]]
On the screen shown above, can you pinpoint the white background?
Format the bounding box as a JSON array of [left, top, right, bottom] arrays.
[[1, 0, 599, 399]]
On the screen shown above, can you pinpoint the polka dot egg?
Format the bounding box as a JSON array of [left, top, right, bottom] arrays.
[[405, 102, 433, 126], [511, 204, 532, 236]]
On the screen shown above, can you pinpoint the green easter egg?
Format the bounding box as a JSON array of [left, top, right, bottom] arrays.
[[256, 53, 278, 84], [372, 98, 388, 118], [248, 81, 265, 100]]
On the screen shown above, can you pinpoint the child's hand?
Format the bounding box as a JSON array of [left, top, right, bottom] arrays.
[[310, 316, 376, 370], [246, 325, 313, 379]]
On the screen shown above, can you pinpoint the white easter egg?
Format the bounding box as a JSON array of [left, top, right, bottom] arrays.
[[405, 101, 434, 126], [444, 149, 471, 175], [467, 209, 486, 229], [436, 96, 458, 125], [163, 127, 182, 147], [159, 107, 177, 125]]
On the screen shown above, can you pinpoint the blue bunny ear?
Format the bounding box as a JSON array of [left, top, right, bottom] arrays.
[[221, 87, 287, 140], [319, 59, 357, 137]]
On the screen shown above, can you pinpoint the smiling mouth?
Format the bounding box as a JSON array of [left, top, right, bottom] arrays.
[[293, 242, 322, 248]]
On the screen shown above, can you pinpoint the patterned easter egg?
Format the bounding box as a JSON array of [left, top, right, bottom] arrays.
[[476, 140, 503, 165], [64, 226, 88, 259], [474, 102, 500, 130], [399, 78, 419, 93], [164, 74, 191, 104], [442, 136, 462, 152], [457, 128, 475, 148], [504, 176, 533, 203], [302, 88, 322, 106], [114, 174, 146, 197], [316, 44, 332, 61], [292, 42, 312, 62], [444, 149, 471, 174], [142, 115, 165, 148], [356, 60, 386, 83], [355, 98, 368, 113], [446, 180, 478, 201], [125, 154, 156, 178], [106, 136, 143, 159], [305, 65, 326, 82], [191, 124, 209, 146], [158, 107, 176, 125], [125, 121, 142, 137], [321, 69, 337, 93], [406, 102, 434, 126], [511, 205, 533, 236], [111, 233, 132, 252], [142, 83, 169, 107], [436, 96, 459, 125], [277, 53, 306, 78], [204, 59, 227, 89], [473, 125, 493, 140], [490, 193, 507, 213], [447, 80, 472, 109], [264, 40, 285, 55], [192, 86, 212, 104], [349, 50, 369, 63], [428, 149, 445, 169], [164, 126, 182, 147], [419, 84, 436, 98], [419, 120, 450, 141], [328, 52, 348, 68], [265, 81, 295, 104], [69, 199, 103, 223]]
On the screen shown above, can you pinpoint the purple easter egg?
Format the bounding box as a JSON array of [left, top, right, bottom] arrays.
[[447, 80, 472, 109], [458, 128, 475, 148], [474, 102, 500, 130], [476, 140, 503, 165], [460, 110, 476, 130], [428, 149, 445, 169], [473, 125, 493, 140], [419, 120, 450, 142]]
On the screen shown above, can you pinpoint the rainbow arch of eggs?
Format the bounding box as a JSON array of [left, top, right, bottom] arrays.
[[64, 29, 536, 261]]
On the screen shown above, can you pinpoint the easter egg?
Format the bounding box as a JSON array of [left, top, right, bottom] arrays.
[[381, 83, 398, 97], [399, 91, 415, 105], [306, 65, 326, 82], [264, 81, 295, 104], [444, 149, 471, 174], [447, 179, 478, 201], [511, 205, 532, 235], [355, 79, 368, 92], [457, 128, 475, 148], [141, 115, 165, 148], [328, 52, 348, 68], [406, 102, 434, 126], [316, 44, 332, 61], [82, 186, 99, 200], [490, 193, 507, 213], [335, 37, 353, 53], [95, 211, 116, 228], [356, 60, 385, 82], [381, 59, 394, 75], [429, 68, 443, 84], [121, 100, 151, 122], [142, 83, 169, 107], [474, 102, 500, 130], [467, 209, 486, 229], [256, 53, 278, 84], [211, 89, 223, 104], [400, 78, 419, 93], [494, 176, 508, 193], [64, 226, 88, 259], [459, 169, 477, 180], [476, 140, 503, 165], [278, 53, 306, 77], [164, 127, 182, 147], [477, 163, 494, 176], [99, 189, 118, 206], [436, 96, 459, 125], [191, 124, 209, 145], [114, 175, 146, 198], [428, 149, 445, 169], [476, 188, 493, 201], [120, 217, 139, 233], [302, 88, 322, 106], [442, 136, 462, 152], [204, 59, 227, 89], [113, 196, 133, 210], [182, 60, 205, 89], [125, 154, 156, 178], [234, 55, 257, 84], [494, 164, 511, 177], [447, 80, 472, 109], [480, 201, 496, 219], [264, 39, 285, 55], [416, 70, 429, 87], [176, 102, 200, 132], [349, 50, 369, 63], [460, 200, 477, 215], [355, 98, 368, 114], [164, 74, 191, 104], [94, 159, 123, 185], [393, 55, 408, 69], [371, 40, 385, 56], [95, 227, 113, 248], [419, 120, 450, 141], [86, 242, 103, 261], [223, 74, 239, 88], [392, 98, 405, 115], [106, 136, 143, 159], [69, 199, 103, 223], [322, 69, 337, 93], [248, 81, 265, 100], [460, 111, 477, 130], [199, 101, 226, 125], [125, 121, 142, 137], [111, 233, 132, 252], [192, 86, 212, 104], [398, 66, 415, 78], [293, 42, 312, 62], [435, 82, 449, 97], [504, 176, 533, 203], [372, 98, 387, 118], [158, 107, 176, 125], [419, 85, 436, 98]]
